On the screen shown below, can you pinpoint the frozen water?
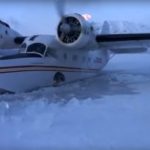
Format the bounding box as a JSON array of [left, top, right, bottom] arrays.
[[0, 54, 150, 149], [0, 21, 150, 149]]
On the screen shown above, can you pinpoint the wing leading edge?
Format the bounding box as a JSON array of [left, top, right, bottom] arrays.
[[96, 33, 150, 54]]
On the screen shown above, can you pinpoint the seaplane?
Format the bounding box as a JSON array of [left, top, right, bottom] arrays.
[[0, 2, 150, 93]]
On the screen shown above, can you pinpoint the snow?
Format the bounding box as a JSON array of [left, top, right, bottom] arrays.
[[108, 21, 150, 33], [1, 21, 150, 149], [0, 54, 150, 149]]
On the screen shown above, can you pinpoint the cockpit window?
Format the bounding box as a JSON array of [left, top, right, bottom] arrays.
[[26, 43, 46, 56]]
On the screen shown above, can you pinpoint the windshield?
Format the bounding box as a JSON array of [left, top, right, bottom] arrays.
[[26, 43, 46, 56]]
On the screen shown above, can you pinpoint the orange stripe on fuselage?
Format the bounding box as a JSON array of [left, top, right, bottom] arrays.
[[0, 65, 101, 73]]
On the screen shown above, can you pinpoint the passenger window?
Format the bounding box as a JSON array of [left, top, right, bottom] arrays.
[[5, 30, 8, 35], [72, 55, 78, 61], [64, 53, 67, 60], [82, 56, 86, 62], [88, 57, 91, 62]]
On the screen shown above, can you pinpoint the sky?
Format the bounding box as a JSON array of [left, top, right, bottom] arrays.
[[0, 0, 150, 35]]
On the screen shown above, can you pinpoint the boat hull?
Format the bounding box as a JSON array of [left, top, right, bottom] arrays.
[[0, 49, 108, 93], [0, 60, 101, 93]]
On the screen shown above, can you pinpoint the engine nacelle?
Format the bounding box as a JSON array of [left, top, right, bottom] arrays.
[[57, 13, 93, 49]]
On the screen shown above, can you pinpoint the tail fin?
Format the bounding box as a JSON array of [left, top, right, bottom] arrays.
[[101, 21, 110, 34]]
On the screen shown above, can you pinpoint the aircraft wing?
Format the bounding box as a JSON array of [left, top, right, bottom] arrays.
[[96, 33, 150, 54]]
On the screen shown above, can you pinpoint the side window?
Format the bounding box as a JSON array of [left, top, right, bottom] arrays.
[[5, 30, 8, 35], [82, 56, 86, 62], [88, 57, 91, 62], [72, 55, 78, 61], [63, 53, 68, 60]]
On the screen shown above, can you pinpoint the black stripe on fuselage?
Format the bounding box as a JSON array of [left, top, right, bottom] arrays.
[[96, 33, 150, 42]]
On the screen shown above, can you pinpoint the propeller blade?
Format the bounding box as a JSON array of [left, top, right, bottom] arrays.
[[55, 0, 65, 18]]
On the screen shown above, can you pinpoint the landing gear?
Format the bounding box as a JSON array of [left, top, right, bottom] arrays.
[[53, 72, 65, 87]]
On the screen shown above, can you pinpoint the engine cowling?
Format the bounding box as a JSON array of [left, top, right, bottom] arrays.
[[57, 13, 93, 49]]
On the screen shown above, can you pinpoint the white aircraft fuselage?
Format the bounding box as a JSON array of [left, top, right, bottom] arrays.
[[0, 34, 109, 93], [0, 14, 111, 93], [0, 13, 149, 93]]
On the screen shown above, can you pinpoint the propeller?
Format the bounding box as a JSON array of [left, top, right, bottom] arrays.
[[56, 0, 68, 41], [55, 0, 66, 18], [55, 0, 82, 44]]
